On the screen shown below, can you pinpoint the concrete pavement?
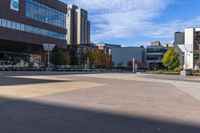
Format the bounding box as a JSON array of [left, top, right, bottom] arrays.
[[0, 72, 200, 133], [79, 73, 200, 101]]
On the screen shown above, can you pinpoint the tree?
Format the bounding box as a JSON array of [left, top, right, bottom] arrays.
[[127, 61, 133, 69], [117, 62, 123, 67], [90, 50, 101, 67], [51, 47, 65, 66], [69, 49, 78, 65], [87, 50, 111, 68], [162, 48, 180, 70], [101, 52, 111, 68], [63, 52, 70, 65]]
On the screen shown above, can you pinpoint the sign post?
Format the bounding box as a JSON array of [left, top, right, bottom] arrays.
[[43, 44, 56, 70]]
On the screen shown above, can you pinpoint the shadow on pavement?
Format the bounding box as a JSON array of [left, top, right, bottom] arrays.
[[0, 71, 103, 86], [0, 71, 104, 76], [0, 75, 71, 86], [0, 96, 200, 133]]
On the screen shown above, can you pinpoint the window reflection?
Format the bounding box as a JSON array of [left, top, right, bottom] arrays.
[[26, 0, 66, 28], [0, 18, 66, 40]]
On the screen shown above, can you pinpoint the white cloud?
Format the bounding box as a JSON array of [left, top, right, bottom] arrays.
[[148, 16, 200, 38], [65, 0, 172, 13], [61, 0, 200, 44]]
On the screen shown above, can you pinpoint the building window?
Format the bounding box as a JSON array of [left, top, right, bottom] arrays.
[[16, 22, 21, 30], [147, 48, 163, 53], [25, 0, 66, 28], [7, 20, 12, 28], [147, 55, 162, 60], [0, 18, 66, 40], [2, 19, 6, 27]]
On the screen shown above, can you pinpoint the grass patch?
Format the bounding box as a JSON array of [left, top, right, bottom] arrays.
[[156, 70, 200, 76], [156, 70, 180, 75]]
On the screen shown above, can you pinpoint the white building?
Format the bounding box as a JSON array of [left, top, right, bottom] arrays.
[[177, 28, 200, 70]]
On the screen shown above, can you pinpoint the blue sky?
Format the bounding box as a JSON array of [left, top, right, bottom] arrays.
[[61, 0, 200, 46]]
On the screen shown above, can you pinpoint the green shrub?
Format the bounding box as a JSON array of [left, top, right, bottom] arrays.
[[162, 48, 180, 70], [156, 70, 180, 75], [175, 66, 183, 72], [192, 72, 200, 76], [156, 70, 165, 74]]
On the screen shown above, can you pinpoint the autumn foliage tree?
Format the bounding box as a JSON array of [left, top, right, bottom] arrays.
[[87, 50, 111, 68], [127, 61, 133, 70]]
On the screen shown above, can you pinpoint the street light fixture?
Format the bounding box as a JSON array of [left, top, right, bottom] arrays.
[[43, 43, 56, 70]]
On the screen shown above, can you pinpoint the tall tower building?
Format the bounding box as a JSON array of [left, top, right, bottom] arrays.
[[67, 5, 90, 45], [67, 5, 78, 45], [87, 21, 90, 44]]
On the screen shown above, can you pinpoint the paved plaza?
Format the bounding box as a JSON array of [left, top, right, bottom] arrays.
[[0, 72, 200, 133]]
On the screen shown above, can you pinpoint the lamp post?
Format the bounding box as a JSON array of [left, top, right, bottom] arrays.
[[43, 43, 56, 70], [132, 58, 135, 73]]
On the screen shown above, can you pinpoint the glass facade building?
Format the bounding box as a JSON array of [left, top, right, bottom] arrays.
[[26, 0, 66, 28], [0, 18, 66, 40], [0, 0, 69, 55], [0, 0, 68, 68], [146, 46, 168, 70]]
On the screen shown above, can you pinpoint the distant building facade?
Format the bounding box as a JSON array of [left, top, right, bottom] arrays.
[[67, 44, 98, 65], [67, 5, 90, 45], [146, 41, 168, 70], [151, 41, 161, 46], [111, 47, 146, 68], [98, 42, 121, 55], [174, 32, 185, 66], [162, 42, 174, 48]]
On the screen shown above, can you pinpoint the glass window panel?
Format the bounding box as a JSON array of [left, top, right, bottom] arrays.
[[25, 0, 66, 28], [6, 20, 12, 28], [35, 27, 40, 34], [20, 24, 25, 31], [16, 22, 20, 30], [11, 21, 17, 29], [0, 18, 65, 40]]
